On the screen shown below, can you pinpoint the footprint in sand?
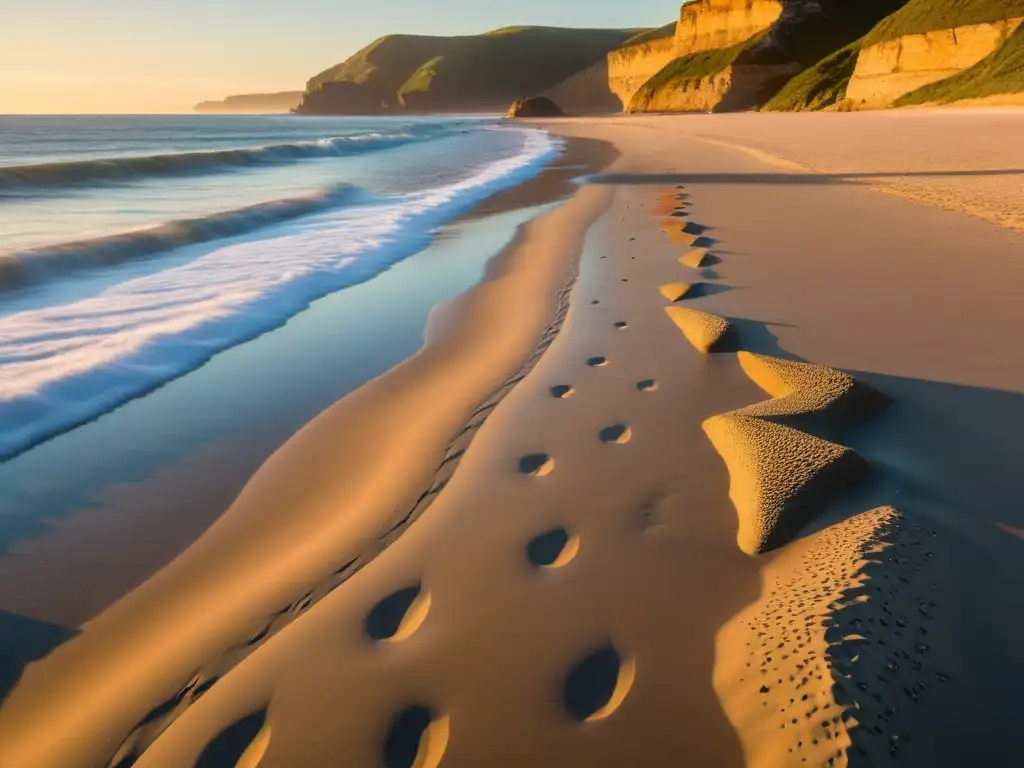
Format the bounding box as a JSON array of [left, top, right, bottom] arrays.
[[365, 583, 431, 642], [636, 379, 659, 392], [383, 705, 449, 768], [526, 527, 579, 569], [519, 453, 555, 476], [614, 321, 628, 330], [550, 385, 575, 399], [599, 424, 632, 445], [563, 644, 636, 722], [586, 356, 609, 368]]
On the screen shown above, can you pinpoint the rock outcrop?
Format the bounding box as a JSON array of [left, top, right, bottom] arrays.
[[505, 96, 564, 118], [846, 17, 1024, 108]]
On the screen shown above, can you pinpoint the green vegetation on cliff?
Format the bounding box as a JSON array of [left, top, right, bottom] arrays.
[[896, 21, 1024, 103], [761, 0, 1024, 112], [306, 34, 448, 100], [745, 1, 908, 69], [627, 41, 751, 112], [299, 26, 638, 114], [761, 41, 862, 111], [622, 1, 907, 114], [863, 0, 1024, 44]]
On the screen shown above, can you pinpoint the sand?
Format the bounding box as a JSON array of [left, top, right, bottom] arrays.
[[2, 111, 1023, 767]]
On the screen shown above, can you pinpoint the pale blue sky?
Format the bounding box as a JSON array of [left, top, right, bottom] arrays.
[[1, 0, 683, 113]]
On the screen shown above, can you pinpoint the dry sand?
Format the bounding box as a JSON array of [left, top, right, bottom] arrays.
[[2, 111, 1023, 767]]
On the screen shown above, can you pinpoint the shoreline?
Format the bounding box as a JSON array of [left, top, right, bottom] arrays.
[[0, 134, 613, 628], [0, 136, 619, 767]]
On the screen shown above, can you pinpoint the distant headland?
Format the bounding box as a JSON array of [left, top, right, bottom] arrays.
[[194, 91, 304, 114]]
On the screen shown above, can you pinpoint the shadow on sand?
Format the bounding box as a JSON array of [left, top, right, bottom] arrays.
[[0, 611, 78, 705], [587, 169, 1024, 186], [720, 314, 1024, 766]]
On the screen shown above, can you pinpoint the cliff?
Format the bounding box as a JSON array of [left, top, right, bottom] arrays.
[[767, 0, 1024, 110], [194, 92, 303, 114], [675, 0, 785, 53], [896, 18, 1024, 105], [295, 26, 640, 115], [618, 1, 905, 114], [607, 31, 680, 110], [847, 0, 1024, 107]]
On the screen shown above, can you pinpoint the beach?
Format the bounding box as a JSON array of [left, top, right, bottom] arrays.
[[1, 109, 1023, 767]]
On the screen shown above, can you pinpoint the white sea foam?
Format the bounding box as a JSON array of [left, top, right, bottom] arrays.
[[0, 128, 560, 459]]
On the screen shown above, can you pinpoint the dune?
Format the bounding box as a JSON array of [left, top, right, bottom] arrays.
[[713, 505, 952, 767], [4, 110, 1024, 767], [703, 412, 869, 555], [663, 306, 731, 353], [701, 339, 885, 558]]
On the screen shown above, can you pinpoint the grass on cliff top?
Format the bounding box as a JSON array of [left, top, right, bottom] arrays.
[[863, 0, 1024, 45], [307, 34, 447, 92], [761, 40, 862, 111], [627, 41, 750, 112], [896, 21, 1024, 104], [617, 22, 677, 49], [394, 27, 637, 107]]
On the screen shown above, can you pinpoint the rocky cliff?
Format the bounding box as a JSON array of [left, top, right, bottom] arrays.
[[598, 0, 904, 114], [604, 1, 787, 109], [607, 34, 680, 110], [675, 0, 785, 53], [846, 17, 1024, 107]]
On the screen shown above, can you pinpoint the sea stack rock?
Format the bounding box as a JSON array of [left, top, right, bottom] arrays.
[[506, 96, 565, 118]]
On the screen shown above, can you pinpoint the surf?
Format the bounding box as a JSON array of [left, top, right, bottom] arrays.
[[0, 184, 360, 292], [0, 126, 443, 193], [0, 128, 561, 461]]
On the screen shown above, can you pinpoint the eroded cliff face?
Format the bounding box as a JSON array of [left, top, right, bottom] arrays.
[[605, 1, 787, 110], [628, 62, 798, 113], [675, 0, 784, 54], [846, 18, 1024, 108], [607, 36, 679, 109]]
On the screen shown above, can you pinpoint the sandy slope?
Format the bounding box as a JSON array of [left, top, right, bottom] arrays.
[[3, 112, 1023, 767]]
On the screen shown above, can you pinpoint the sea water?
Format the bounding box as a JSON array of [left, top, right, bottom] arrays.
[[0, 115, 560, 461]]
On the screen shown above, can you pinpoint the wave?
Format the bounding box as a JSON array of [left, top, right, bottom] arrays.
[[0, 184, 360, 292], [0, 128, 561, 461], [0, 128, 436, 193]]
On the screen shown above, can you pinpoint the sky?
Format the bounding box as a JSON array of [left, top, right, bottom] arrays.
[[1, 0, 683, 114]]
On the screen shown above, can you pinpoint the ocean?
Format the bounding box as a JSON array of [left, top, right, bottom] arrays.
[[0, 115, 560, 462]]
